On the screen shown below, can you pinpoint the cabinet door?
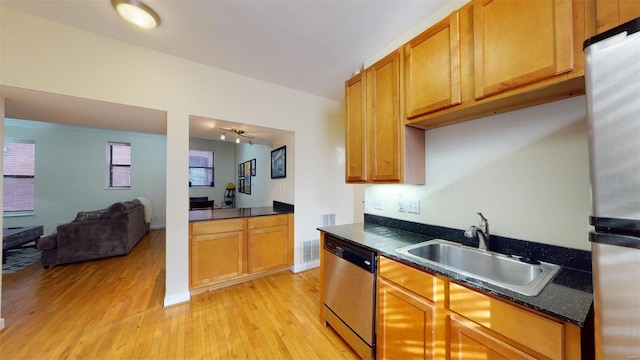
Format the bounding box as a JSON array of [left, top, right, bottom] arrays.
[[405, 12, 461, 118], [597, 0, 640, 33], [248, 225, 288, 273], [449, 316, 538, 360], [473, 0, 574, 99], [190, 231, 244, 287], [345, 73, 367, 183], [366, 50, 402, 182], [377, 278, 435, 359]]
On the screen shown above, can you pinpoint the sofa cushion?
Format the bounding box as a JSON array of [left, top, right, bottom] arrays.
[[73, 209, 107, 222], [102, 202, 126, 220]]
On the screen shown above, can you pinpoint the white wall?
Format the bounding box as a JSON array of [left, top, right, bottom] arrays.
[[365, 96, 591, 251], [0, 8, 352, 308], [3, 119, 167, 234], [268, 134, 296, 207], [188, 138, 236, 207]]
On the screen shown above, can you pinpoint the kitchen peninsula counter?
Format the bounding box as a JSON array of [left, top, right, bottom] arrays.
[[189, 206, 291, 222], [188, 202, 294, 292]]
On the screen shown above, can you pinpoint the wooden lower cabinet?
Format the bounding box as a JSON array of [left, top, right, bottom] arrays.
[[190, 230, 245, 287], [377, 278, 435, 359], [248, 215, 289, 273], [189, 214, 292, 290], [377, 256, 585, 359], [449, 316, 537, 360]]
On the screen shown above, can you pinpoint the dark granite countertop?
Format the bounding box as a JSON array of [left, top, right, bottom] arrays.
[[189, 206, 291, 222], [318, 222, 593, 327]]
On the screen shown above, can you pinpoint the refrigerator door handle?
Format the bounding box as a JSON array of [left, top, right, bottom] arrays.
[[590, 231, 640, 249], [590, 216, 640, 231]]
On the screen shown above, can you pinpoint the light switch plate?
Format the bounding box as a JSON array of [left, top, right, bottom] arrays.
[[407, 200, 420, 214], [373, 198, 383, 210]]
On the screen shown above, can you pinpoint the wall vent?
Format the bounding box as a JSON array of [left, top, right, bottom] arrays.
[[322, 213, 335, 227], [303, 240, 320, 263]]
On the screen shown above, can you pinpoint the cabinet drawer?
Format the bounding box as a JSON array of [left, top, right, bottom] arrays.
[[379, 256, 437, 301], [248, 214, 288, 229], [192, 218, 244, 235], [449, 282, 564, 360]]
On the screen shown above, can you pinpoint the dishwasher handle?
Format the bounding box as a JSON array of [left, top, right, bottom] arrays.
[[324, 236, 376, 274]]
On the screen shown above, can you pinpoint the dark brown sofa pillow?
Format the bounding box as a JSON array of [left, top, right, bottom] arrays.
[[73, 209, 108, 222]]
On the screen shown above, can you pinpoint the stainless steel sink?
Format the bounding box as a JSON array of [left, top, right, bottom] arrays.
[[395, 239, 560, 296]]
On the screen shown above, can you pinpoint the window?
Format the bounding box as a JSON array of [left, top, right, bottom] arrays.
[[189, 149, 214, 186], [109, 142, 131, 188], [3, 140, 36, 213]]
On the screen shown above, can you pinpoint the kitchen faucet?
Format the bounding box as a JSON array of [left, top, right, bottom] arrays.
[[465, 212, 490, 251]]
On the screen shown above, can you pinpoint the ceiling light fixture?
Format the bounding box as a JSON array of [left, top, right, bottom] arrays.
[[235, 136, 241, 144], [111, 0, 161, 30], [220, 133, 226, 140]]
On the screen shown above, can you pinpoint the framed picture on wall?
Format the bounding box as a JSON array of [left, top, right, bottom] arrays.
[[239, 178, 244, 193], [244, 161, 251, 179], [250, 158, 256, 176], [238, 164, 243, 178], [244, 173, 251, 195], [271, 146, 286, 179]]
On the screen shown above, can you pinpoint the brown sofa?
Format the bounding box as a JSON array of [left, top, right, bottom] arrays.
[[37, 199, 150, 268]]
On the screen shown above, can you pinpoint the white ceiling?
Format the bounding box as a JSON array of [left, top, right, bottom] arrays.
[[1, 0, 451, 142]]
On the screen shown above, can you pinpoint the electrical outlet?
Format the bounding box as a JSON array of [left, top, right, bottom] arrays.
[[407, 200, 420, 214], [397, 200, 405, 212], [373, 198, 383, 210]]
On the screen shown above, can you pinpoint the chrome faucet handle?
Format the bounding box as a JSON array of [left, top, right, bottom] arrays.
[[476, 212, 489, 237]]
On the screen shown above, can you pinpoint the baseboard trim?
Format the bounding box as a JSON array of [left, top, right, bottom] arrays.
[[150, 224, 166, 230], [0, 317, 5, 331], [291, 260, 319, 273], [163, 291, 190, 307]]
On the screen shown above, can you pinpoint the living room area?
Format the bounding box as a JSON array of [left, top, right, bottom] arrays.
[[2, 113, 293, 271]]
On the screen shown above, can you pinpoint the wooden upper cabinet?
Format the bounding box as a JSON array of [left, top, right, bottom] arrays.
[[597, 0, 640, 33], [345, 73, 367, 183], [473, 0, 574, 99], [366, 50, 402, 182], [405, 12, 461, 119]]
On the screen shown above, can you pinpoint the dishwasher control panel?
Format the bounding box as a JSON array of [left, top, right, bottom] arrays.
[[324, 235, 376, 273]]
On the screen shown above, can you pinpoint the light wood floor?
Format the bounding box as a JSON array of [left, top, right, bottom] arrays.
[[0, 229, 358, 359]]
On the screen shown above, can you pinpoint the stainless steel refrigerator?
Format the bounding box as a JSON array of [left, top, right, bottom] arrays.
[[584, 17, 640, 360]]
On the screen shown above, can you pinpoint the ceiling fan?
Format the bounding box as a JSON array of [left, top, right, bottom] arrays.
[[219, 127, 254, 144]]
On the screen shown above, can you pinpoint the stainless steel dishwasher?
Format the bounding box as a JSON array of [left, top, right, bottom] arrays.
[[323, 235, 376, 360]]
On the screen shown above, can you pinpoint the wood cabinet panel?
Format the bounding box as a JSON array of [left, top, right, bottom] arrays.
[[248, 214, 288, 229], [192, 218, 244, 235], [596, 0, 640, 33], [345, 73, 367, 182], [344, 50, 425, 184], [449, 282, 564, 359], [473, 0, 574, 99], [190, 215, 291, 290], [248, 224, 288, 273], [366, 50, 402, 182], [405, 12, 461, 118], [449, 316, 538, 360], [190, 231, 244, 287], [377, 278, 435, 360], [379, 256, 437, 301]]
